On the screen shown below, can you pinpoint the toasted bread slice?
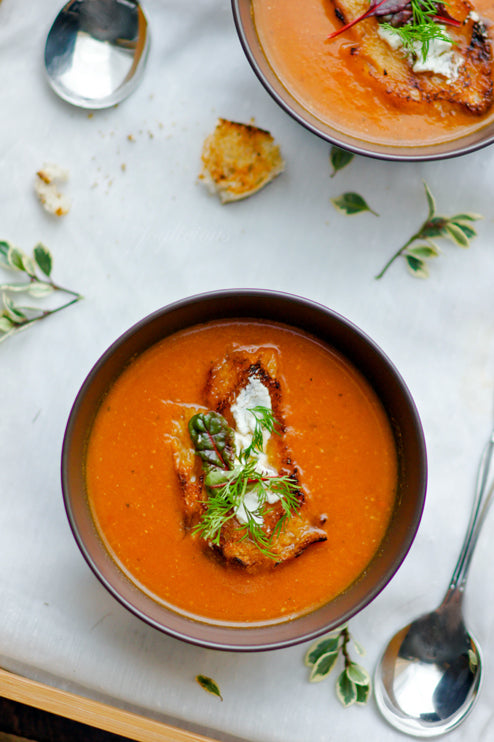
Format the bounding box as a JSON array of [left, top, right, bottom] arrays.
[[199, 118, 284, 203], [172, 347, 327, 572], [330, 0, 493, 115]]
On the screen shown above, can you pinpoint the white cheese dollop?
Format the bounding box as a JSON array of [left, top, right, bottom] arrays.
[[230, 376, 279, 525], [377, 25, 462, 82]]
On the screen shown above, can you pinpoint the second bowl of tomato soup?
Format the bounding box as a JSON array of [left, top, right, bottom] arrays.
[[232, 0, 494, 160], [62, 290, 426, 650]]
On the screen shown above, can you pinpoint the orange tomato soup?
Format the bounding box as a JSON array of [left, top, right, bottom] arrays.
[[252, 0, 494, 146], [86, 320, 397, 625]]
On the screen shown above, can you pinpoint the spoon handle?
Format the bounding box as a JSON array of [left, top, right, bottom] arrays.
[[446, 427, 494, 597]]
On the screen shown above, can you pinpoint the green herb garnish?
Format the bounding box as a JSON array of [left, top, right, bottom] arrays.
[[381, 0, 459, 61], [0, 241, 82, 344], [189, 407, 300, 559], [239, 404, 281, 462], [198, 462, 300, 554], [376, 181, 482, 279], [305, 626, 371, 707], [327, 0, 462, 64]]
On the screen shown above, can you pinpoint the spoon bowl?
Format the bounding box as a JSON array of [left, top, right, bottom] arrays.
[[44, 0, 150, 109], [375, 429, 494, 737], [375, 597, 482, 736]]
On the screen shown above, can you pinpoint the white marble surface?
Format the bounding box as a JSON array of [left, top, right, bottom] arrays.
[[1, 0, 494, 740]]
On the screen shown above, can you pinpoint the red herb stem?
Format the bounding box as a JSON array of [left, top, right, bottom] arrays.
[[327, 0, 390, 40]]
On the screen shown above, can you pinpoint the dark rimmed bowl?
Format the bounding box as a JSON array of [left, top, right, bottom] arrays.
[[62, 289, 427, 651], [231, 0, 494, 161]]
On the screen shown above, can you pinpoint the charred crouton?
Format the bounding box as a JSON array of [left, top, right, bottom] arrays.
[[199, 118, 284, 203], [172, 347, 327, 572]]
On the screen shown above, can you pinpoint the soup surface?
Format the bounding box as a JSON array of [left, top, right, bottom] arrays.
[[252, 0, 494, 146], [86, 320, 397, 624]]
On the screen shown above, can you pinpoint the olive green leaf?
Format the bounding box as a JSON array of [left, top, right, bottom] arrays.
[[196, 675, 223, 701], [330, 146, 354, 177], [0, 241, 11, 267], [376, 182, 482, 279], [352, 637, 366, 657], [444, 222, 471, 247], [25, 283, 55, 298], [305, 634, 340, 666], [406, 244, 440, 260], [7, 246, 27, 272], [451, 222, 477, 240], [406, 255, 429, 279], [331, 192, 379, 216], [0, 316, 14, 333], [424, 180, 436, 221], [309, 652, 339, 682], [356, 681, 371, 705], [345, 662, 371, 686], [2, 294, 27, 323], [33, 243, 53, 277], [336, 670, 357, 707]]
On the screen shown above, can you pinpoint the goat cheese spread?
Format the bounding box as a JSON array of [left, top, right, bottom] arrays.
[[377, 24, 462, 81], [230, 376, 279, 525]]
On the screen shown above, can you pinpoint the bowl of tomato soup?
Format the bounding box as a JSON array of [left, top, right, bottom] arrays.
[[62, 290, 426, 651], [232, 0, 494, 160]]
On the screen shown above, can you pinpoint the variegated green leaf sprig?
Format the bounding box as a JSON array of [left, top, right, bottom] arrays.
[[305, 625, 371, 708], [0, 241, 82, 344], [376, 182, 482, 279]]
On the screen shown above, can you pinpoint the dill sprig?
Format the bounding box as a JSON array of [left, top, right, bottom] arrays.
[[381, 0, 455, 61], [240, 405, 281, 462], [194, 462, 300, 559]]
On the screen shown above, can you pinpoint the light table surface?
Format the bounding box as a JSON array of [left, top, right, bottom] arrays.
[[1, 1, 494, 741]]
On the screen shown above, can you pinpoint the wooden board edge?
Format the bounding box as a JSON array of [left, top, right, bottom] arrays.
[[0, 667, 219, 742]]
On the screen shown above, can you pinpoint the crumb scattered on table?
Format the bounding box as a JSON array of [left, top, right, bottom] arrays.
[[34, 163, 71, 217]]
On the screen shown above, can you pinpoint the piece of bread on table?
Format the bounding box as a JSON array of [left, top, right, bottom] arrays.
[[199, 118, 284, 203]]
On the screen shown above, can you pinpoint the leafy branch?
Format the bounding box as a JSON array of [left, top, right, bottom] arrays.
[[305, 626, 371, 707], [0, 241, 82, 343], [375, 182, 482, 279]]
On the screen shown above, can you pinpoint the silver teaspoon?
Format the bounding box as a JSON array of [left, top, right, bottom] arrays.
[[374, 426, 494, 737], [44, 0, 150, 109]]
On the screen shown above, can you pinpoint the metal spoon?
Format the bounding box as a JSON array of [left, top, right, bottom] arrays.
[[375, 427, 494, 737], [44, 0, 150, 109]]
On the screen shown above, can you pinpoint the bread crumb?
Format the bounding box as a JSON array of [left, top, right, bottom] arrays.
[[199, 118, 284, 203], [34, 163, 71, 217]]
